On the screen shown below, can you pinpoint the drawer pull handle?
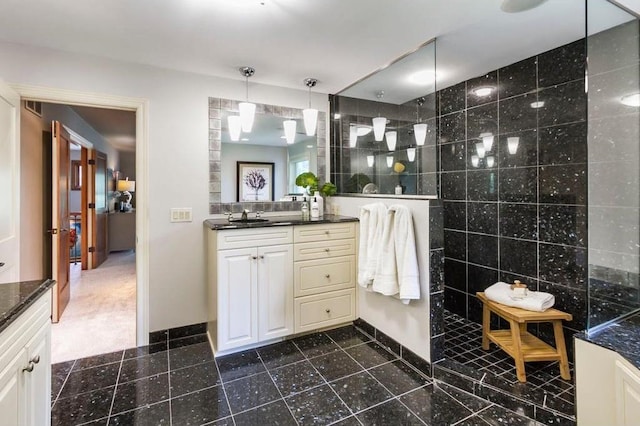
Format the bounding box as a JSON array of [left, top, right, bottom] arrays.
[[23, 363, 35, 373], [30, 355, 40, 364], [325, 308, 331, 314], [325, 274, 330, 279]]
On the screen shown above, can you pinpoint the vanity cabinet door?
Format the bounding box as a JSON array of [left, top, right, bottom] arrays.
[[258, 245, 294, 341], [25, 322, 51, 426], [0, 347, 27, 426], [217, 248, 258, 351]]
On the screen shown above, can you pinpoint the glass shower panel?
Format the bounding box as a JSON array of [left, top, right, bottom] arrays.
[[587, 0, 640, 330]]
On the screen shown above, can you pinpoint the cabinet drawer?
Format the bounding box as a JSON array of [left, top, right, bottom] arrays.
[[217, 227, 293, 250], [293, 223, 356, 243], [294, 289, 355, 333], [294, 239, 356, 261], [294, 256, 355, 297]]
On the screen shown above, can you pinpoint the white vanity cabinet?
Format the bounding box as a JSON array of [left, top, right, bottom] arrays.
[[0, 290, 51, 426]]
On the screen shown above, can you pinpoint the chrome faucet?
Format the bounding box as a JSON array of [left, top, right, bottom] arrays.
[[241, 209, 250, 221]]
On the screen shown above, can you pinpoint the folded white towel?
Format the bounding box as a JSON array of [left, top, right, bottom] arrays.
[[358, 203, 387, 288], [484, 282, 555, 312]]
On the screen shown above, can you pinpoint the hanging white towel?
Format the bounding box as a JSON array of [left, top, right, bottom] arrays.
[[484, 282, 555, 312], [357, 203, 387, 288]]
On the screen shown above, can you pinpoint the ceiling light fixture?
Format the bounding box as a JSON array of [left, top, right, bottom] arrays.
[[367, 155, 375, 167], [372, 91, 387, 142], [501, 0, 548, 13], [621, 93, 640, 107], [386, 155, 394, 168], [476, 142, 486, 159], [283, 119, 297, 144], [472, 86, 495, 97], [349, 125, 358, 148], [408, 70, 436, 85], [407, 148, 416, 162], [357, 126, 372, 137], [507, 137, 520, 154], [303, 78, 319, 136], [239, 66, 256, 132], [334, 113, 341, 120], [414, 97, 428, 146], [228, 115, 242, 141], [530, 101, 545, 108], [486, 156, 495, 168], [481, 132, 494, 152], [385, 131, 397, 151], [471, 155, 479, 168]]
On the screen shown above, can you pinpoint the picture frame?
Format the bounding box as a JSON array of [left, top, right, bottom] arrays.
[[237, 161, 274, 202], [71, 160, 82, 190]]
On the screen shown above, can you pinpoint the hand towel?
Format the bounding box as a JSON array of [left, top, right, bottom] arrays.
[[484, 282, 555, 312], [358, 203, 387, 288]]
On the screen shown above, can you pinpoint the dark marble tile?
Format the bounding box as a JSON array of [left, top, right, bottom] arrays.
[[535, 407, 576, 426], [429, 202, 444, 248], [224, 372, 280, 413], [468, 170, 498, 202], [73, 351, 123, 371], [285, 384, 351, 425], [440, 82, 466, 115], [170, 385, 231, 425], [500, 238, 538, 278], [431, 333, 446, 364], [357, 398, 423, 425], [467, 72, 498, 108], [539, 244, 587, 289], [330, 372, 393, 412], [325, 325, 372, 349], [216, 349, 265, 382], [467, 202, 498, 235], [441, 171, 467, 200], [431, 291, 446, 337], [499, 167, 537, 203], [51, 387, 114, 425], [430, 249, 445, 293], [438, 382, 491, 412], [467, 264, 499, 295], [441, 141, 467, 172], [168, 341, 214, 371], [269, 360, 324, 397], [59, 362, 120, 398], [476, 385, 536, 419], [539, 282, 587, 331], [402, 347, 432, 377], [170, 360, 220, 397], [538, 122, 587, 166], [293, 332, 339, 358], [498, 130, 538, 168], [400, 383, 474, 425], [257, 340, 305, 369], [538, 39, 586, 89], [353, 319, 376, 339], [468, 233, 498, 269], [467, 102, 498, 140], [478, 404, 539, 425], [369, 360, 429, 395], [331, 416, 362, 426], [168, 323, 207, 340], [499, 271, 539, 292], [539, 205, 587, 247], [445, 259, 468, 293], [439, 111, 466, 143], [108, 401, 170, 425], [168, 333, 209, 349], [499, 93, 537, 134], [149, 330, 168, 344], [119, 351, 168, 383], [538, 80, 586, 128], [344, 341, 397, 369], [376, 330, 402, 357], [52, 361, 75, 400], [233, 400, 296, 426], [499, 203, 538, 240], [124, 342, 168, 360], [444, 200, 467, 231], [539, 164, 586, 205], [310, 349, 362, 381], [111, 373, 170, 415], [499, 57, 537, 99], [445, 230, 467, 262]]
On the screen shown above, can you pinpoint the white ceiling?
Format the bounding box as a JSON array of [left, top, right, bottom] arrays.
[[70, 105, 136, 151]]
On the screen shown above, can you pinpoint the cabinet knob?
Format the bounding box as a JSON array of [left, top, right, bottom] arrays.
[[325, 274, 330, 279], [22, 363, 35, 373], [325, 308, 331, 314], [30, 355, 40, 364], [324, 248, 330, 253], [325, 231, 330, 235], [251, 256, 258, 260], [259, 255, 265, 260]]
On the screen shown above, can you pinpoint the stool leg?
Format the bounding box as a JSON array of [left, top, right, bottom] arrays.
[[552, 320, 571, 380], [482, 304, 490, 350], [510, 319, 527, 383]]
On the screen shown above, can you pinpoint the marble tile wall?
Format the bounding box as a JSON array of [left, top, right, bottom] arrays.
[[438, 39, 588, 354]]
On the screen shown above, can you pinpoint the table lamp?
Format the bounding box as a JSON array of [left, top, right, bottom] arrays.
[[116, 178, 135, 212]]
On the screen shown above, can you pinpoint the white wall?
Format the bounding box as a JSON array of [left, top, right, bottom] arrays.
[[331, 195, 432, 362], [0, 40, 328, 332]]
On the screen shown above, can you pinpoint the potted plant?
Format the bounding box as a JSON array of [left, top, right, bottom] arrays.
[[295, 172, 338, 214]]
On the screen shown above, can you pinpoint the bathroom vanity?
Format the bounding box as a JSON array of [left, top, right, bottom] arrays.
[[204, 215, 358, 355]]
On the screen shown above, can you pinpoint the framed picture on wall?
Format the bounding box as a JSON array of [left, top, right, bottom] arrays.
[[237, 161, 274, 202]]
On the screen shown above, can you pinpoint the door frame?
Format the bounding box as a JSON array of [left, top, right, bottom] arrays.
[[12, 84, 150, 346]]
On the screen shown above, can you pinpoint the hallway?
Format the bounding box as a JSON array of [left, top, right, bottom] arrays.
[[51, 251, 136, 363]]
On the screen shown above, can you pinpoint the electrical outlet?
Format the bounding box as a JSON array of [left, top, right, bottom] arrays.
[[170, 208, 192, 223]]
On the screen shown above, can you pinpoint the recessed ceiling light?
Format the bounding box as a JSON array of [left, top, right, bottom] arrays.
[[408, 70, 436, 85], [356, 126, 372, 137], [530, 101, 545, 108], [334, 113, 341, 119], [501, 0, 548, 13], [472, 86, 495, 97], [621, 93, 640, 107]]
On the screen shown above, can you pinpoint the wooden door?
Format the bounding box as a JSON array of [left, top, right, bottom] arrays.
[[0, 81, 20, 283], [51, 121, 71, 323], [89, 150, 108, 268], [258, 244, 294, 341]]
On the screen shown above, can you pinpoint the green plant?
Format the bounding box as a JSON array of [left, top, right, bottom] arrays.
[[319, 182, 337, 197], [295, 172, 337, 197]]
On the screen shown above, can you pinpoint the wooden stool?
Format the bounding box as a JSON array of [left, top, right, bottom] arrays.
[[476, 292, 572, 383]]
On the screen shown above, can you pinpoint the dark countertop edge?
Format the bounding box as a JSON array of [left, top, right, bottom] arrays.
[[204, 214, 359, 230], [574, 312, 640, 370], [0, 279, 55, 335]]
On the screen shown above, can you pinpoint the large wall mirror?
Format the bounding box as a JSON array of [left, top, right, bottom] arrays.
[[208, 97, 326, 214]]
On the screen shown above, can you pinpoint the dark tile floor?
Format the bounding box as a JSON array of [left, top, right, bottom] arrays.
[[51, 324, 544, 425]]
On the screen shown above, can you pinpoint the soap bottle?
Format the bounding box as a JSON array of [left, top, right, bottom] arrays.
[[313, 191, 324, 217], [301, 197, 309, 220], [311, 197, 320, 219]]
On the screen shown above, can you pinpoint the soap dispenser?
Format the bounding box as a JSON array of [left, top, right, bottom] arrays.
[[301, 197, 310, 220], [313, 191, 324, 217], [311, 197, 320, 219]]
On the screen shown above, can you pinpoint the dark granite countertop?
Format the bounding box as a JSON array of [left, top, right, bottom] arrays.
[[0, 279, 55, 334], [575, 311, 640, 369], [204, 214, 358, 230]]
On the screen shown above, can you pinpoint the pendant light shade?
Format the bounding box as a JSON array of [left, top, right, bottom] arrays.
[[367, 155, 375, 167], [481, 132, 494, 152], [228, 115, 242, 141], [283, 120, 297, 144], [475, 142, 486, 159], [471, 155, 479, 168], [302, 78, 318, 136], [414, 123, 428, 146], [239, 66, 256, 132], [386, 155, 394, 168], [373, 117, 387, 142], [507, 137, 520, 154], [385, 131, 397, 151], [349, 125, 358, 148], [486, 156, 495, 168], [407, 147, 416, 162]]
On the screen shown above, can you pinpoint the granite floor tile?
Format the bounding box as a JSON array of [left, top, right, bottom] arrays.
[[476, 404, 539, 425], [216, 349, 266, 382], [293, 332, 340, 358], [224, 371, 281, 413], [257, 340, 305, 370], [168, 333, 209, 349], [285, 384, 351, 425], [345, 342, 398, 369], [330, 372, 393, 412], [269, 360, 325, 397], [118, 351, 168, 383], [356, 399, 424, 425], [107, 401, 170, 425], [123, 342, 168, 360], [52, 361, 75, 400], [310, 350, 363, 382], [58, 362, 121, 398], [400, 384, 475, 425], [110, 373, 170, 415], [72, 351, 123, 371], [168, 341, 215, 370], [331, 415, 363, 426], [170, 360, 221, 397], [233, 400, 297, 426], [170, 385, 231, 425], [51, 387, 114, 425], [369, 360, 430, 396], [325, 325, 372, 348]]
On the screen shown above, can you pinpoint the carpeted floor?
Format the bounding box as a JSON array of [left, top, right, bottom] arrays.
[[51, 251, 137, 364]]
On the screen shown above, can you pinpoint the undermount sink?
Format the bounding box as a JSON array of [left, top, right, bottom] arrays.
[[228, 218, 269, 223]]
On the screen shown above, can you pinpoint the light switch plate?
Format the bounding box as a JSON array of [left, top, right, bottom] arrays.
[[170, 208, 192, 222]]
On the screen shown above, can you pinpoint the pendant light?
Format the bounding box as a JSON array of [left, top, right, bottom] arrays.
[[367, 155, 375, 167], [407, 147, 416, 162], [349, 125, 358, 148], [471, 155, 479, 168], [283, 120, 297, 144], [386, 155, 394, 168], [507, 136, 520, 154], [475, 142, 486, 159], [385, 131, 397, 151], [486, 156, 495, 168], [372, 91, 387, 141], [413, 97, 428, 146], [303, 78, 318, 136], [239, 67, 256, 132], [481, 132, 494, 152], [228, 115, 242, 141]]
